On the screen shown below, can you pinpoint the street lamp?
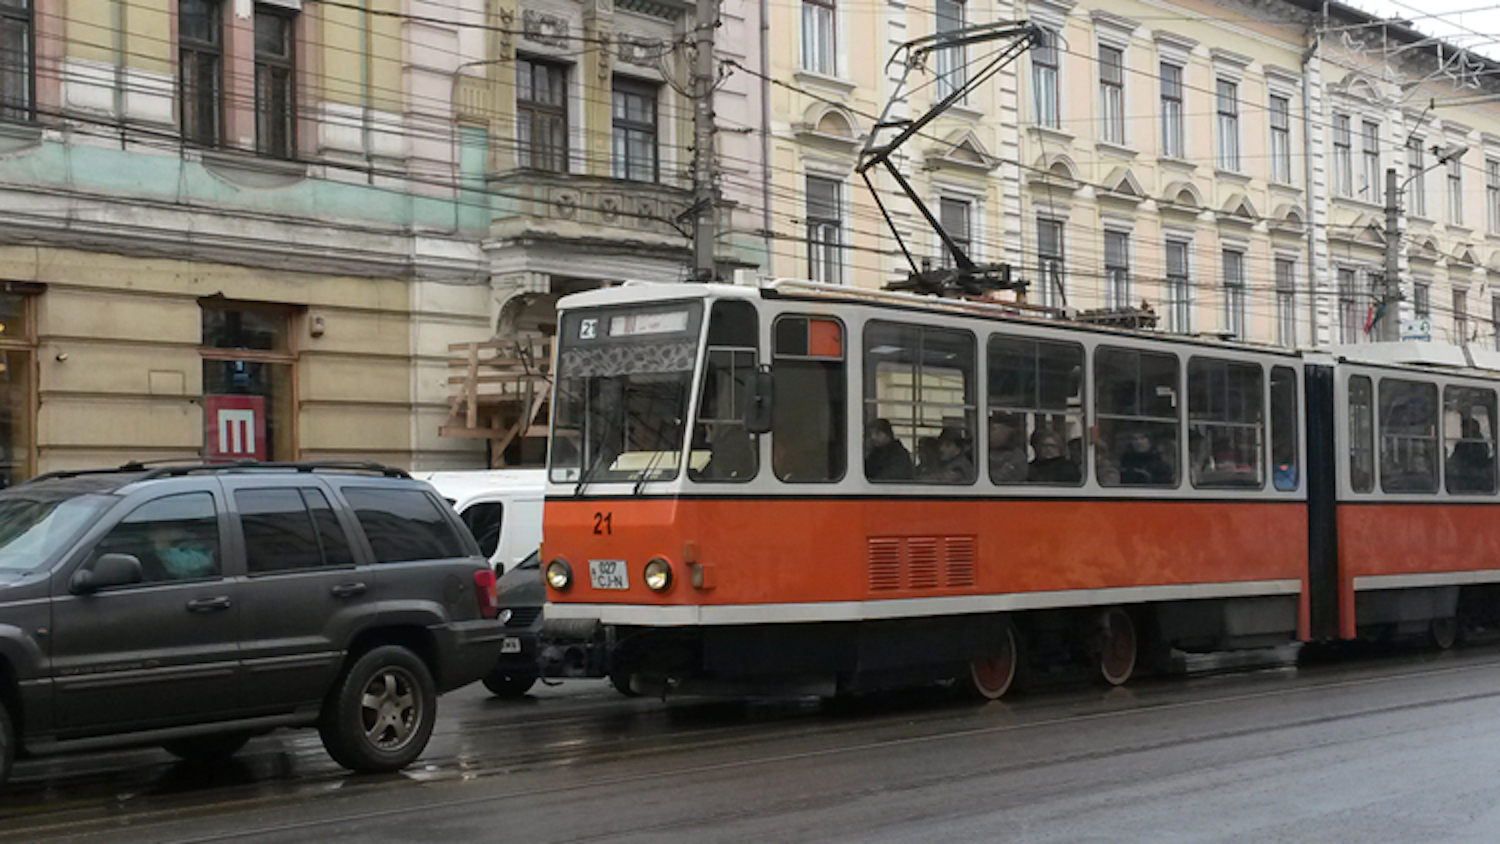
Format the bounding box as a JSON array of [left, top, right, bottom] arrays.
[[1380, 143, 1468, 342]]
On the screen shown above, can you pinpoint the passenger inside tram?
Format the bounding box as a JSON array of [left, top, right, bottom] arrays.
[[923, 426, 974, 482], [988, 412, 1027, 483], [1116, 430, 1174, 485], [1027, 428, 1080, 483], [1447, 418, 1494, 492], [865, 418, 915, 481]]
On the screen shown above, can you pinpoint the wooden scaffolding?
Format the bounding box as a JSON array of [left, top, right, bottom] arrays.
[[441, 336, 553, 467]]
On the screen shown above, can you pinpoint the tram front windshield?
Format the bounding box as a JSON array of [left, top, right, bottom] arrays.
[[550, 303, 704, 486]]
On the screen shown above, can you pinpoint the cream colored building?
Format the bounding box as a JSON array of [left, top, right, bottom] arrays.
[[764, 0, 1500, 352]]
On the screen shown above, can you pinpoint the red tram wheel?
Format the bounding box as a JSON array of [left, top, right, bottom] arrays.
[[1095, 607, 1137, 687], [966, 620, 1019, 701]]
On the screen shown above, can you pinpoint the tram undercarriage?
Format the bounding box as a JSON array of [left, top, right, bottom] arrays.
[[604, 595, 1309, 699]]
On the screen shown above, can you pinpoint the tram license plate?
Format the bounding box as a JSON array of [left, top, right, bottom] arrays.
[[500, 637, 522, 654], [589, 559, 629, 590]]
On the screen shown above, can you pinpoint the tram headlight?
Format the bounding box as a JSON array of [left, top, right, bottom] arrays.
[[546, 558, 573, 591], [644, 558, 673, 592]]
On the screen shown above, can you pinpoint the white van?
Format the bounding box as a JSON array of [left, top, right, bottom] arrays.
[[414, 469, 545, 572]]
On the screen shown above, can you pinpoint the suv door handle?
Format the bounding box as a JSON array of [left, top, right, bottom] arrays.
[[186, 596, 232, 612], [331, 582, 368, 599]]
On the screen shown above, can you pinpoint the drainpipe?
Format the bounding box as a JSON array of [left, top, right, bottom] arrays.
[[113, 0, 127, 137], [1302, 31, 1321, 348], [362, 0, 375, 183]]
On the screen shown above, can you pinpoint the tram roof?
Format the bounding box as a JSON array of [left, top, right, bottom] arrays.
[[1331, 342, 1500, 375], [558, 278, 1303, 358]]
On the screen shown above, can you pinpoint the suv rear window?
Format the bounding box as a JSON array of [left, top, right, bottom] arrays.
[[237, 488, 357, 573], [343, 487, 468, 563]]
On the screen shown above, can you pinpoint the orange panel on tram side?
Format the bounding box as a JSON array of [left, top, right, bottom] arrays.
[[1335, 503, 1500, 638], [544, 498, 1308, 608]]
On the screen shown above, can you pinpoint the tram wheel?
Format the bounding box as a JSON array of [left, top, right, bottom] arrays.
[[1429, 615, 1460, 651], [1094, 607, 1138, 687], [964, 619, 1019, 701]]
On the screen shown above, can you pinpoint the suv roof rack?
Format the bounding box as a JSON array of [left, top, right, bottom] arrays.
[[23, 460, 411, 486]]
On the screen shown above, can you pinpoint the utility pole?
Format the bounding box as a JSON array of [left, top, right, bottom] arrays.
[[690, 0, 720, 281], [1382, 166, 1402, 342]]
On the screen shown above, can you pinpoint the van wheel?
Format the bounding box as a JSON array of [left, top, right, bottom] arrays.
[[482, 668, 538, 698], [162, 732, 251, 763], [609, 667, 641, 697], [0, 698, 13, 788], [319, 646, 437, 774]]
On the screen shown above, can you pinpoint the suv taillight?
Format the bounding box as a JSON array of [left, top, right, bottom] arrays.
[[473, 569, 498, 619]]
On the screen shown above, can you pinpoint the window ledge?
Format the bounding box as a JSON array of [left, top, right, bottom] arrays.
[[1028, 124, 1075, 144], [1159, 156, 1197, 172], [1095, 140, 1137, 159], [1332, 195, 1383, 214], [1269, 180, 1303, 194], [1215, 168, 1252, 184], [200, 149, 309, 189], [793, 70, 858, 97], [942, 103, 986, 123]]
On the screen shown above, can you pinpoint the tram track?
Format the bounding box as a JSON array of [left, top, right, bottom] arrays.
[[7, 650, 1500, 843]]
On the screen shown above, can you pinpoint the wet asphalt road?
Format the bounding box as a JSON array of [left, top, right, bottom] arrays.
[[7, 645, 1500, 843]]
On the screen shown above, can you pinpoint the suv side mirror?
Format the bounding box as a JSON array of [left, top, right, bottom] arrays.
[[744, 367, 774, 435], [71, 553, 144, 594]]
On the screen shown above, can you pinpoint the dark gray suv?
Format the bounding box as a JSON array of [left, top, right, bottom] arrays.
[[0, 462, 504, 787]]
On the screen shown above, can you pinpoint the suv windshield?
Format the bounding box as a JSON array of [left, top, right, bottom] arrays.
[[551, 303, 704, 486], [0, 489, 114, 574]]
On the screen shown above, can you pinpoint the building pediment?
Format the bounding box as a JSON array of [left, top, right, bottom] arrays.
[[926, 130, 999, 172], [1100, 166, 1145, 203]]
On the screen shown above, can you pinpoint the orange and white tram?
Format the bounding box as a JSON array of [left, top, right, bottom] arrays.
[[540, 278, 1498, 698]]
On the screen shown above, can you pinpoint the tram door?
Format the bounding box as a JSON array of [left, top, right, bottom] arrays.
[[1303, 363, 1340, 640]]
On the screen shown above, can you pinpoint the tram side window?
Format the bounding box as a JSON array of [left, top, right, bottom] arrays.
[[1095, 347, 1180, 487], [1379, 378, 1439, 494], [1187, 358, 1263, 489], [987, 335, 1084, 485], [1443, 386, 1497, 494], [1270, 366, 1299, 491], [1348, 375, 1375, 493], [772, 316, 846, 482], [691, 301, 759, 482], [863, 321, 977, 484]]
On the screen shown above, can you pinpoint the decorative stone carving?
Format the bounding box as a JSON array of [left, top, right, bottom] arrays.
[[552, 188, 581, 219], [498, 7, 515, 58], [599, 193, 621, 223], [616, 35, 661, 68], [523, 10, 570, 47]]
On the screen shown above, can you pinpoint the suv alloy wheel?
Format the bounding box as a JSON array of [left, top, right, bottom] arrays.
[[319, 646, 437, 773]]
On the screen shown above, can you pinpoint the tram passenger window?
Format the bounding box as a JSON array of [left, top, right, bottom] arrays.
[[1348, 375, 1375, 493], [691, 301, 759, 482], [1187, 358, 1263, 489], [987, 335, 1084, 485], [1443, 386, 1497, 494], [863, 321, 977, 484], [1270, 366, 1299, 491], [772, 316, 846, 482], [1095, 347, 1179, 487], [1378, 378, 1439, 493]]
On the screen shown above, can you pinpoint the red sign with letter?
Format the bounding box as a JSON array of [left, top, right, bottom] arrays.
[[205, 394, 267, 462]]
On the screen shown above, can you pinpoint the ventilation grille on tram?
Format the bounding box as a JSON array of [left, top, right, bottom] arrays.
[[868, 536, 978, 592]]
